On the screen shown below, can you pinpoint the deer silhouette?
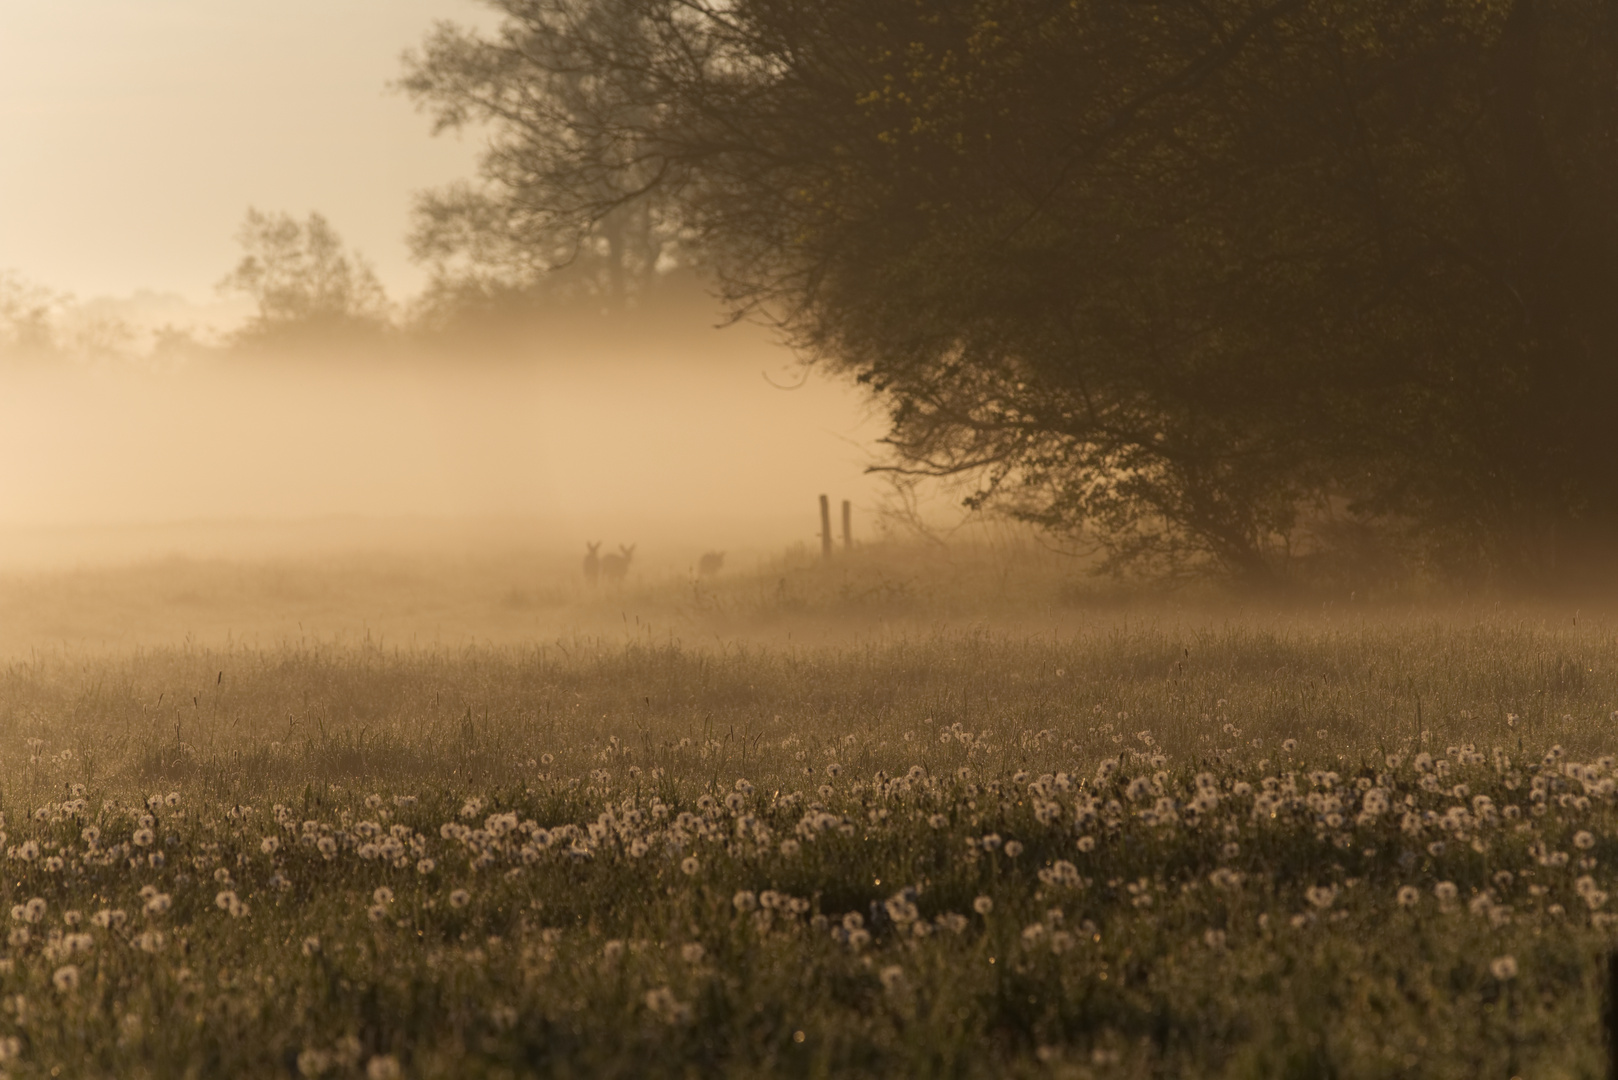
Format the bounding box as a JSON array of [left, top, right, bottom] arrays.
[[601, 543, 635, 584], [582, 541, 601, 586], [698, 551, 725, 576]]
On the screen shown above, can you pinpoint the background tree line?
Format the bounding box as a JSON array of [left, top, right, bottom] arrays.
[[397, 0, 1618, 590]]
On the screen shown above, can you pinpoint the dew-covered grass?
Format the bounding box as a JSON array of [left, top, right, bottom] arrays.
[[2, 550, 1618, 1076]]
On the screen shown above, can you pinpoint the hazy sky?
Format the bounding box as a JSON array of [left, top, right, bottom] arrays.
[[0, 2, 896, 552], [0, 0, 491, 302]]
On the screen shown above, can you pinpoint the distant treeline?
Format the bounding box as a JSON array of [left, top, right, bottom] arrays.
[[0, 206, 716, 370]]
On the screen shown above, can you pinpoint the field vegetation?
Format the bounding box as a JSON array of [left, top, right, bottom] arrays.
[[1, 542, 1617, 1076]]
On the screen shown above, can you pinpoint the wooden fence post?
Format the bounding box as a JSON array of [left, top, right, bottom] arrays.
[[841, 500, 852, 552], [819, 495, 833, 561]]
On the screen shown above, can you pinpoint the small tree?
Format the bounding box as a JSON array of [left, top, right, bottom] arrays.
[[218, 209, 391, 344], [0, 272, 65, 364]]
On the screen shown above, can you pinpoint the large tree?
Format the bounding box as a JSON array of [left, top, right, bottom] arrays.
[[405, 0, 1618, 585]]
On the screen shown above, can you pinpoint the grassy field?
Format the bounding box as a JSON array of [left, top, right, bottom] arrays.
[[1, 542, 1617, 1076]]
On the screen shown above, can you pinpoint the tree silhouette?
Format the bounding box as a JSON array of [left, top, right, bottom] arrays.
[[219, 209, 390, 346], [404, 0, 1618, 586]]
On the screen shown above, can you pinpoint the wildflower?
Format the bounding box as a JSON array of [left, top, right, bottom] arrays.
[[135, 930, 166, 953], [779, 839, 800, 856], [7, 929, 27, 947], [367, 905, 388, 923], [602, 940, 625, 961], [416, 858, 436, 875], [732, 891, 758, 913], [1434, 881, 1458, 903], [981, 834, 1003, 851], [644, 986, 690, 1023], [365, 1056, 402, 1080], [681, 942, 705, 963], [1076, 836, 1096, 853], [879, 964, 905, 992], [1282, 739, 1298, 752], [1575, 831, 1596, 850], [1300, 887, 1339, 913], [373, 887, 394, 906], [214, 867, 232, 884], [144, 893, 172, 915], [973, 896, 994, 916], [317, 836, 338, 859], [449, 889, 471, 909], [63, 910, 81, 927], [261, 837, 280, 855], [1040, 860, 1082, 888], [22, 898, 45, 924], [1490, 956, 1518, 980], [81, 826, 100, 847], [52, 965, 79, 992], [928, 813, 948, 829], [681, 856, 700, 876], [1397, 886, 1420, 908], [132, 829, 153, 847], [826, 764, 842, 779], [1003, 841, 1024, 858]]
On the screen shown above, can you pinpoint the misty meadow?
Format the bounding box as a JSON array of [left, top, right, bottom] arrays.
[[5, 0, 1618, 1078]]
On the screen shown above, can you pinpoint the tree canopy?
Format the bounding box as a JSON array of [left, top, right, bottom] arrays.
[[404, 0, 1618, 586]]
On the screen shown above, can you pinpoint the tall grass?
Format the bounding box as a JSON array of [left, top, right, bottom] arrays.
[[0, 546, 1614, 1075]]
